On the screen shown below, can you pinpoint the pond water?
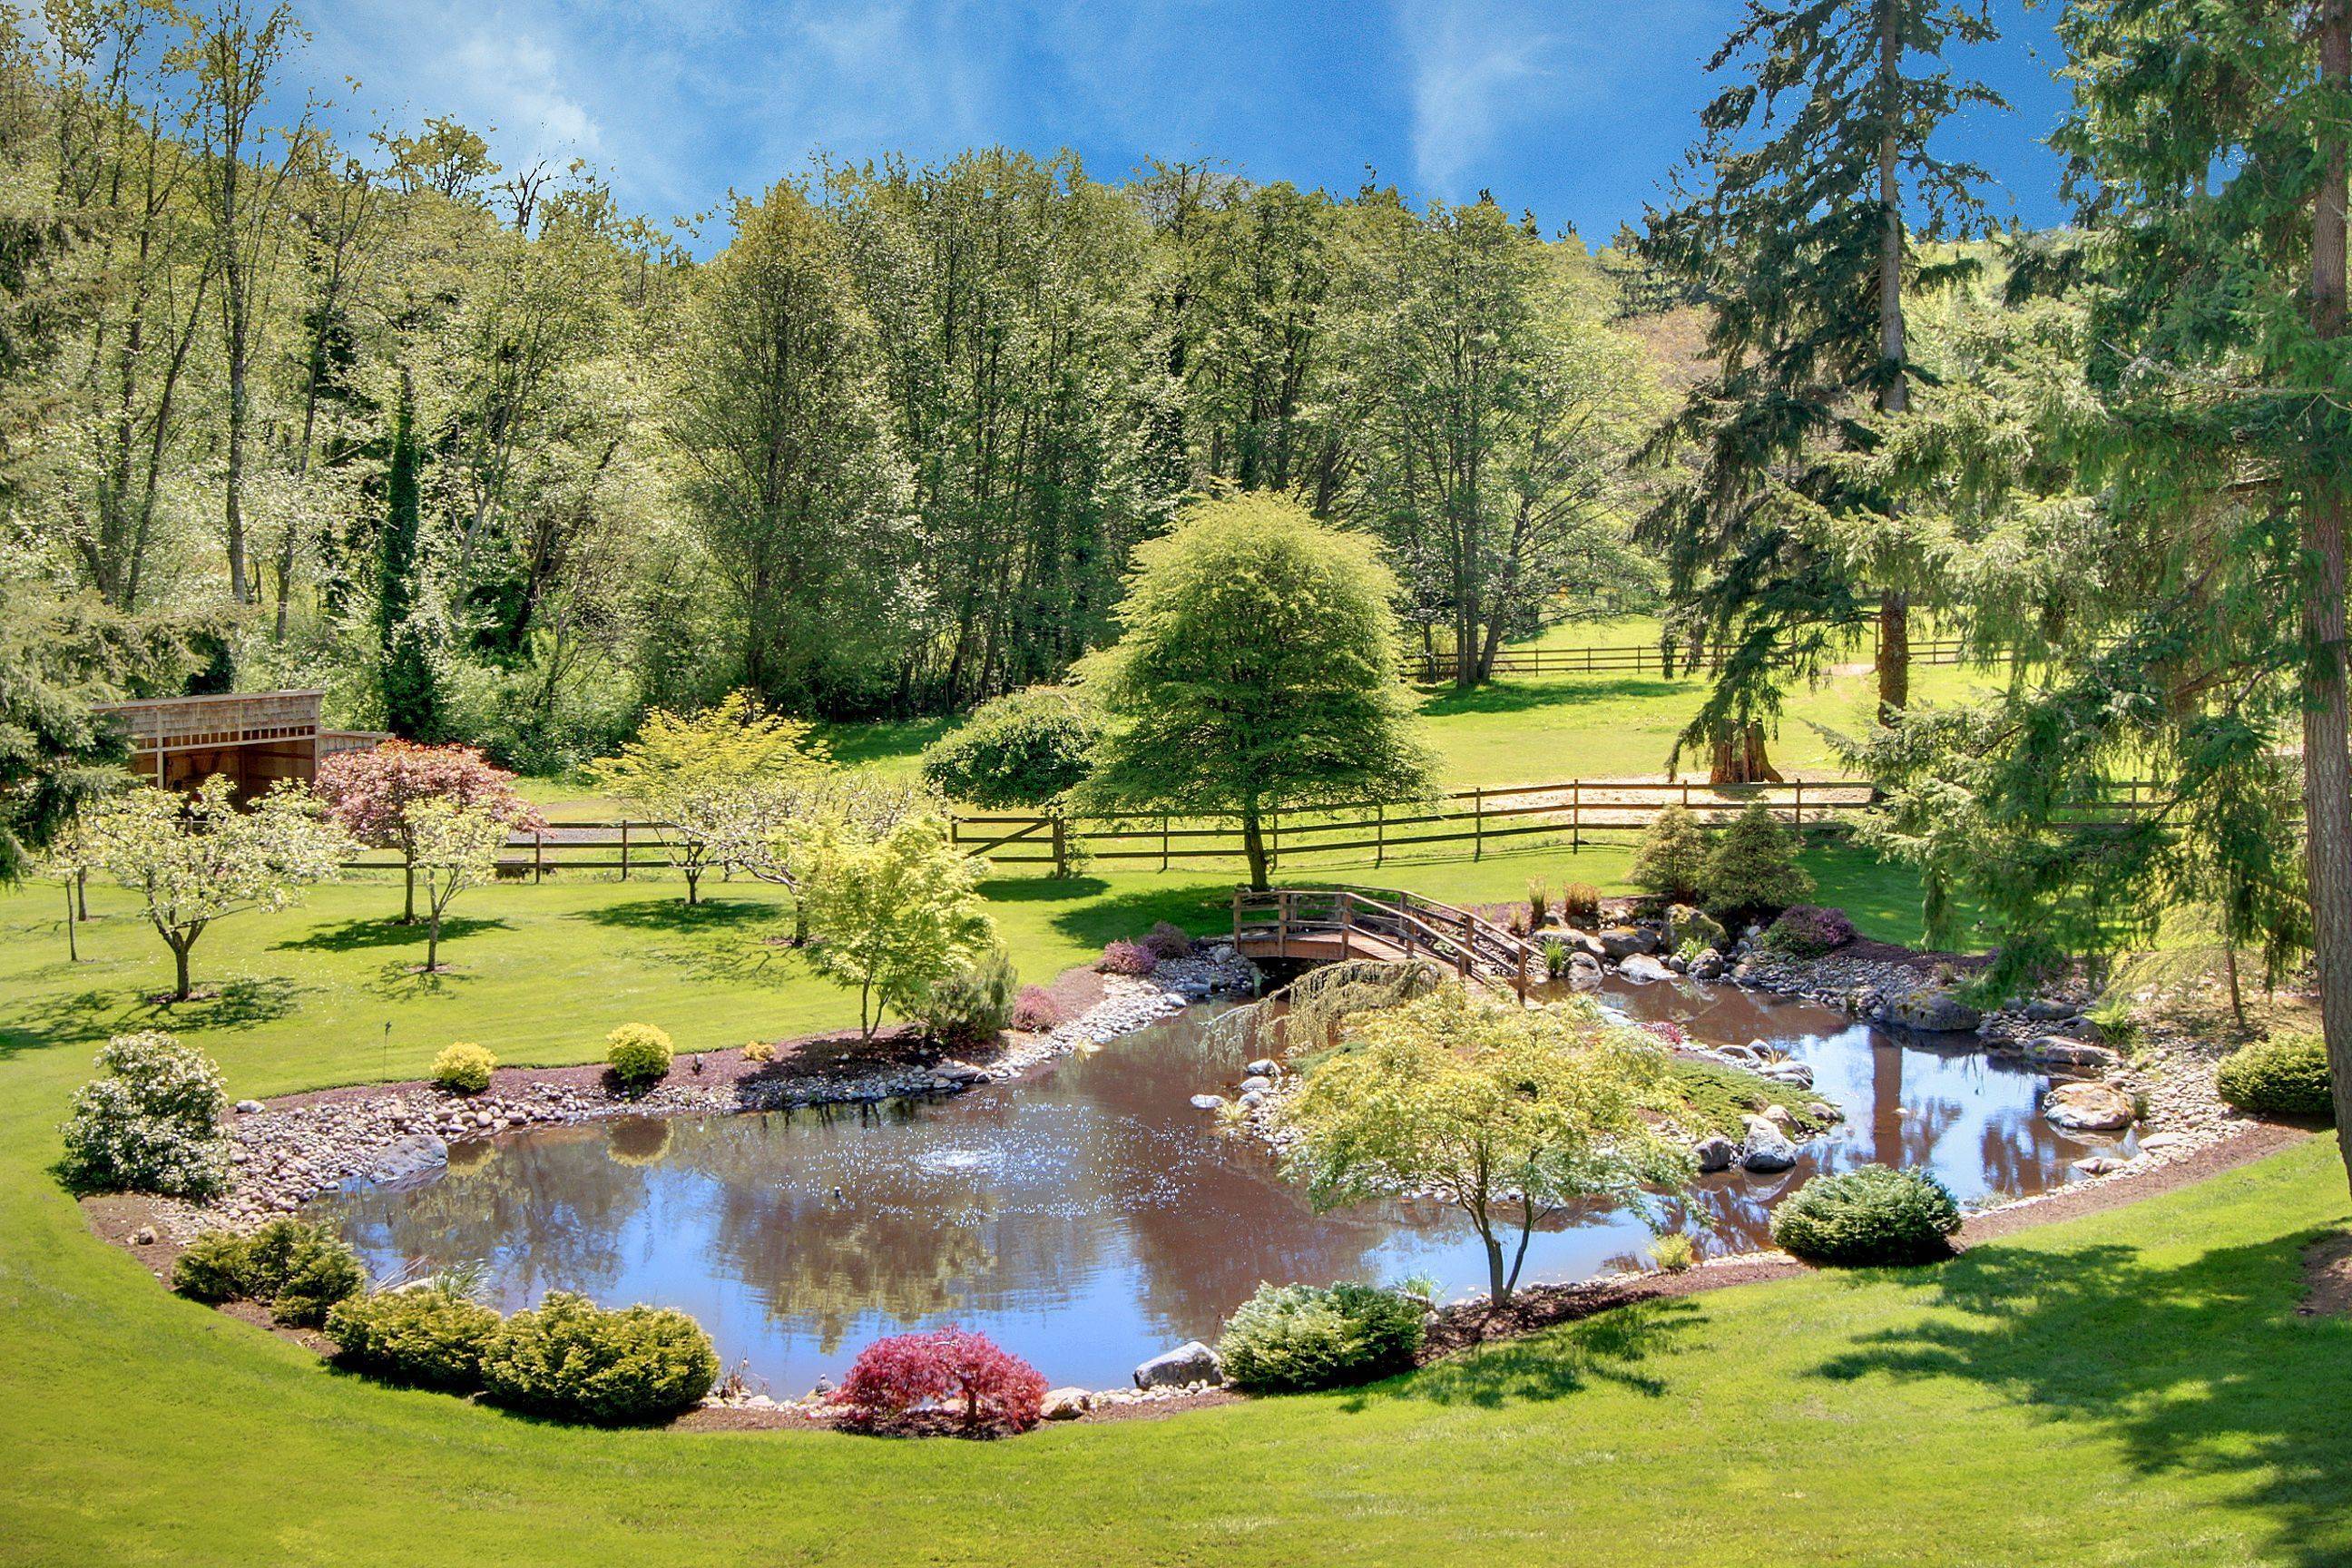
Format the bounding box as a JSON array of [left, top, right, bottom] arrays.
[[311, 978, 2133, 1392]]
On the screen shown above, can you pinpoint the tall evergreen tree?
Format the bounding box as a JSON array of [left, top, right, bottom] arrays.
[[2039, 0, 2352, 1180], [377, 367, 436, 737], [1636, 0, 2004, 778]]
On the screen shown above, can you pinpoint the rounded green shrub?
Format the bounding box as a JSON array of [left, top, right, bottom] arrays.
[[1701, 801, 1814, 919], [2216, 1034, 2334, 1121], [171, 1229, 253, 1304], [481, 1290, 720, 1425], [57, 1031, 230, 1199], [1771, 1165, 1962, 1266], [168, 1218, 369, 1325], [605, 1024, 673, 1090], [431, 1043, 497, 1094], [1215, 1281, 1426, 1393], [326, 1286, 504, 1390], [916, 685, 1102, 808]]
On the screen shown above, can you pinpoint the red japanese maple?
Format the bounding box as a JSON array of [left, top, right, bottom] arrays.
[[313, 741, 539, 921], [835, 1328, 1047, 1435]]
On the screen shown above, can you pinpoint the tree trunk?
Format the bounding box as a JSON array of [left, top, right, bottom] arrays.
[[1877, 589, 1910, 723], [1709, 724, 1781, 785], [2304, 0, 2352, 1183], [2225, 943, 2244, 1030], [64, 879, 77, 963], [402, 858, 417, 924], [1478, 1224, 1509, 1306], [172, 940, 191, 1003], [1239, 802, 1270, 892], [1874, 2, 1911, 728], [426, 912, 441, 974], [684, 865, 702, 906]]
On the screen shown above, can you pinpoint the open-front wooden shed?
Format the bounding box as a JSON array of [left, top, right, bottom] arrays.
[[93, 689, 386, 801]]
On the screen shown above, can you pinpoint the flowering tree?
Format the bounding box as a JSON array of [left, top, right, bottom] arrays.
[[799, 814, 993, 1040], [87, 776, 351, 1002], [1279, 985, 1695, 1306], [585, 691, 830, 905], [407, 797, 514, 973], [835, 1328, 1048, 1435], [313, 740, 536, 923]]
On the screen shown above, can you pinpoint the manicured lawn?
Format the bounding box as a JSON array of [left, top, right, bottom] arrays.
[[0, 838, 1956, 1093]]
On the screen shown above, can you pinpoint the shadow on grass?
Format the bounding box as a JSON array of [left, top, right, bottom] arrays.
[[3, 975, 305, 1059], [1345, 1298, 1700, 1413], [571, 895, 779, 933], [1006, 879, 1235, 950], [273, 916, 510, 953], [1810, 1233, 2352, 1568], [1416, 675, 1688, 720]]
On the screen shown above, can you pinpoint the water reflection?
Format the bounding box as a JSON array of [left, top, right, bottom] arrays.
[[315, 976, 2130, 1390]]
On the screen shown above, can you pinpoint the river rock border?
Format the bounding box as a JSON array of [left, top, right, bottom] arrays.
[[140, 951, 1258, 1242]]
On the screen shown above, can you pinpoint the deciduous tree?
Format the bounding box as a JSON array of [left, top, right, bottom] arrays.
[[799, 813, 994, 1041], [313, 740, 534, 922]]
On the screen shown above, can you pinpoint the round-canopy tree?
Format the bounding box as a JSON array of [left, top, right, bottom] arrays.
[[1074, 494, 1436, 890], [314, 741, 536, 923], [917, 686, 1102, 808]]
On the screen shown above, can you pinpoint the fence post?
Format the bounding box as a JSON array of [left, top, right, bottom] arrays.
[[1051, 814, 1069, 879], [533, 828, 544, 884], [1474, 787, 1485, 860], [1571, 780, 1582, 851], [1375, 801, 1387, 868], [1793, 778, 1804, 829], [620, 819, 630, 881], [1161, 813, 1170, 873]]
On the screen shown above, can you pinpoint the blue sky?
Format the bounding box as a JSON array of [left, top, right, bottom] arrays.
[[286, 1, 2074, 249]]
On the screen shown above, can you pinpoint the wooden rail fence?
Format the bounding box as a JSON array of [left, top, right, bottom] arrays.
[[1412, 635, 1982, 684], [333, 775, 2158, 882]]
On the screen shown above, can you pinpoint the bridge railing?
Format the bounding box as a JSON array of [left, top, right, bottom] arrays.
[[1231, 886, 1534, 1000]]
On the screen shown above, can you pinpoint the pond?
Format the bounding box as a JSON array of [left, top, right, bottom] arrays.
[[311, 977, 2134, 1393]]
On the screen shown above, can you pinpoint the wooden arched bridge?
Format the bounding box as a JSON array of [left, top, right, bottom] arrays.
[[1230, 887, 1542, 1001]]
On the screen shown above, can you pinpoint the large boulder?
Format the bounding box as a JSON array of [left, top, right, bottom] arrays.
[[1875, 986, 1983, 1034], [1566, 951, 1605, 991], [1692, 1135, 1738, 1173], [2043, 1081, 2136, 1132], [1133, 1340, 1223, 1390], [1597, 925, 1659, 961], [1688, 948, 1728, 981], [1664, 904, 1727, 954], [1617, 954, 1677, 985], [2026, 1035, 2122, 1071], [1740, 1116, 1798, 1172]]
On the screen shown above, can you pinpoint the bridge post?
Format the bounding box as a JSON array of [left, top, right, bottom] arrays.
[[1231, 886, 1243, 951], [1339, 892, 1353, 959], [1457, 909, 1472, 979]]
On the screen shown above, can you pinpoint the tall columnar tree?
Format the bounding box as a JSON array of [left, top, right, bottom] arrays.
[[0, 588, 129, 886], [1073, 493, 1437, 890], [1637, 0, 2005, 777], [671, 181, 915, 713], [377, 368, 436, 737]]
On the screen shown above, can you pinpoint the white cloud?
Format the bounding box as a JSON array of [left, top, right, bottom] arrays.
[[1398, 0, 1563, 197]]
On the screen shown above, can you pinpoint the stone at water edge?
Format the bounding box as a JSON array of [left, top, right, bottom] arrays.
[[2073, 1154, 2128, 1176], [2042, 1081, 2136, 1132], [1189, 1094, 1228, 1112], [1041, 1387, 1093, 1420], [1597, 926, 1659, 961], [1245, 1059, 1281, 1079], [1875, 987, 1984, 1034], [1617, 954, 1676, 985], [234, 1100, 264, 1114], [1740, 1116, 1798, 1172], [1692, 1136, 1737, 1173], [2136, 1131, 2191, 1152], [1567, 952, 1605, 991], [1134, 1341, 1222, 1390], [1239, 1074, 1273, 1093], [2025, 1035, 2122, 1071]]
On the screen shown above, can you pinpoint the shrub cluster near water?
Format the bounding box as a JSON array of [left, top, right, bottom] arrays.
[[56, 1033, 231, 1200], [1216, 1281, 1427, 1393], [1771, 1166, 1963, 1266], [172, 1218, 369, 1327], [2216, 1034, 2334, 1121]]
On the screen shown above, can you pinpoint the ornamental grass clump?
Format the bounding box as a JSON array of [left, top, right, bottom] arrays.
[[326, 1282, 504, 1390], [56, 1032, 231, 1200], [2215, 1034, 2334, 1121], [1215, 1281, 1426, 1393], [1651, 1232, 1699, 1273], [481, 1291, 719, 1426], [1097, 939, 1158, 976], [605, 1023, 673, 1090], [430, 1042, 497, 1094], [836, 1327, 1048, 1436], [1558, 882, 1602, 925], [1770, 1165, 1962, 1266]]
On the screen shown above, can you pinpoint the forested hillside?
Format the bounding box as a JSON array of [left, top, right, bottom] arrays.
[[0, 0, 1688, 769]]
